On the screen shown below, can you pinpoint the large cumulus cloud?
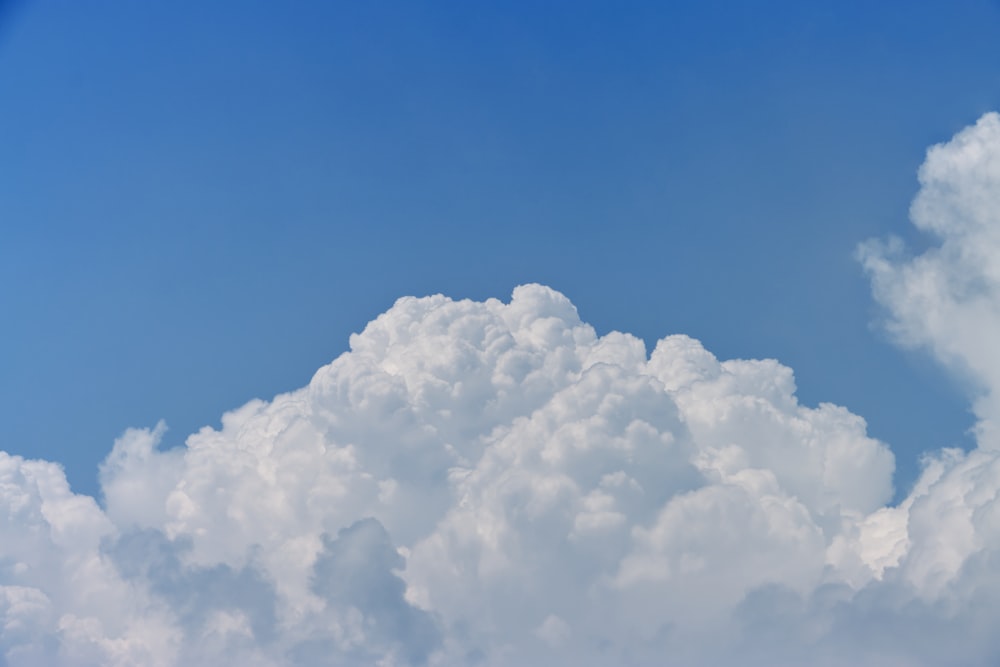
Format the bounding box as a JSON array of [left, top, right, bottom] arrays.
[[4, 113, 1000, 665]]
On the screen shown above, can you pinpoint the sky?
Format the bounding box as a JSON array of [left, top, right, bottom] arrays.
[[4, 2, 1000, 665]]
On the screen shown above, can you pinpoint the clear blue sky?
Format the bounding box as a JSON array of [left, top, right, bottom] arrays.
[[2, 0, 999, 500]]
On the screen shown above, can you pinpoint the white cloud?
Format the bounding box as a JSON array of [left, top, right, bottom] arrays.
[[5, 113, 1000, 664], [860, 111, 1000, 445]]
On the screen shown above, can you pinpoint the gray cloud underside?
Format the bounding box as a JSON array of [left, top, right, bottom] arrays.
[[5, 114, 1000, 666]]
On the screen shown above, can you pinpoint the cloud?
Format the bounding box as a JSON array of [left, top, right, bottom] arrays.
[[4, 113, 1000, 664], [860, 111, 1000, 444]]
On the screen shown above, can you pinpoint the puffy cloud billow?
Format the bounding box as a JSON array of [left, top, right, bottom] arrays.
[[5, 114, 1000, 666]]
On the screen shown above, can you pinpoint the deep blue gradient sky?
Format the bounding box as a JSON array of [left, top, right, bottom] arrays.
[[2, 1, 999, 500]]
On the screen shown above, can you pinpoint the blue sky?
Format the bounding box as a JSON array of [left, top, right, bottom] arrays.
[[2, 0, 999, 502], [9, 4, 1000, 665]]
